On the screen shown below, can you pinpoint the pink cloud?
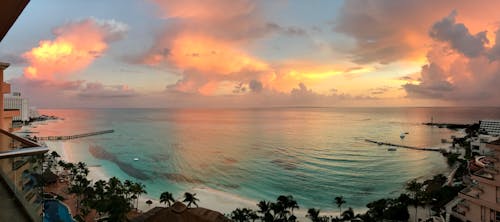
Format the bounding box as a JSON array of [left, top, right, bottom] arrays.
[[22, 17, 128, 79]]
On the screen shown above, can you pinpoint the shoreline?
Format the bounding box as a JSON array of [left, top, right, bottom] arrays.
[[30, 115, 457, 220], [46, 140, 368, 219]]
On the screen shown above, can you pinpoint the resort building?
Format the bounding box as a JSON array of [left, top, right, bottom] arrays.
[[471, 134, 500, 156], [447, 139, 500, 222], [480, 120, 500, 136], [4, 92, 30, 122], [0, 0, 49, 221]]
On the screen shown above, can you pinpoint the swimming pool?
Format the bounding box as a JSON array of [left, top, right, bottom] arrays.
[[43, 200, 74, 222]]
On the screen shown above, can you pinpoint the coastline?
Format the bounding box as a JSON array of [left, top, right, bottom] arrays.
[[28, 108, 467, 220], [46, 140, 364, 219]]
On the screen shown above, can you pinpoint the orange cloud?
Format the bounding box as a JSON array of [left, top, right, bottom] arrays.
[[22, 18, 127, 79], [143, 0, 370, 96], [148, 34, 268, 75]]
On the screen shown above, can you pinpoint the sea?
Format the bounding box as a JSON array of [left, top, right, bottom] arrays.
[[25, 107, 500, 213]]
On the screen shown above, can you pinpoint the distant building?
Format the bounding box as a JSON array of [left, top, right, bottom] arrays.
[[480, 120, 500, 136], [29, 106, 39, 119], [4, 92, 29, 122]]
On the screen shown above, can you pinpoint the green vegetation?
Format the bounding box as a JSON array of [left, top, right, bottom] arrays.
[[183, 192, 200, 208], [228, 173, 463, 222], [334, 196, 345, 214], [159, 191, 175, 206], [42, 152, 148, 221]]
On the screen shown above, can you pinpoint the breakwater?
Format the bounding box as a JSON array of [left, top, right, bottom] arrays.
[[36, 130, 114, 141], [364, 139, 444, 152]]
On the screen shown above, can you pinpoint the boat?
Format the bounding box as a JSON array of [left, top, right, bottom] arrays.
[[388, 148, 397, 151], [400, 133, 405, 139], [133, 158, 139, 161]]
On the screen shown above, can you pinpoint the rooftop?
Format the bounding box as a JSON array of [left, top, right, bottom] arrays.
[[130, 202, 231, 222]]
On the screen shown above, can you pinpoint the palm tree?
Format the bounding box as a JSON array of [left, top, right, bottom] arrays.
[[146, 200, 153, 208], [307, 208, 320, 222], [257, 200, 273, 222], [248, 210, 259, 222], [124, 180, 133, 199], [131, 182, 147, 210], [160, 191, 175, 207], [230, 208, 249, 222], [276, 195, 297, 219], [341, 207, 355, 221], [183, 192, 199, 208], [406, 179, 423, 222], [334, 196, 346, 214]]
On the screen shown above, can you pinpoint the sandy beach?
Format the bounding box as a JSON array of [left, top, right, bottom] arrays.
[[45, 140, 355, 220]]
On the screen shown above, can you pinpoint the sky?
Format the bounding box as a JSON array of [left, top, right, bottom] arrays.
[[1, 0, 500, 108]]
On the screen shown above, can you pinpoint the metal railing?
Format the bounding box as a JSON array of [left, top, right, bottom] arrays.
[[0, 128, 48, 222]]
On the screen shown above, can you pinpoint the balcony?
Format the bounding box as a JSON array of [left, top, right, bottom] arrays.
[[460, 186, 481, 199], [450, 199, 469, 222], [473, 168, 494, 180], [0, 128, 48, 222], [483, 164, 499, 174], [2, 82, 10, 94], [4, 108, 20, 118]]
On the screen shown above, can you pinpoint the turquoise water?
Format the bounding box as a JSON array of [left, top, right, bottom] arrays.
[[32, 107, 500, 211], [43, 200, 74, 222]]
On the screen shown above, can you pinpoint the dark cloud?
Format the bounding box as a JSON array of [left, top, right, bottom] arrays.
[[429, 11, 488, 58], [232, 82, 247, 94], [333, 0, 500, 64], [77, 82, 138, 98], [53, 17, 128, 42], [403, 63, 453, 99], [488, 29, 500, 61], [265, 23, 307, 36], [370, 86, 392, 95], [0, 52, 26, 65], [248, 80, 263, 92], [8, 77, 138, 107]]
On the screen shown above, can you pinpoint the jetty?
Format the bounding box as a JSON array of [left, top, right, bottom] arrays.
[[364, 139, 444, 152], [422, 122, 470, 129], [36, 130, 114, 141]]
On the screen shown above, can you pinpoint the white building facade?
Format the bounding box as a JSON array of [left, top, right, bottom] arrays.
[[3, 92, 29, 122], [480, 120, 500, 136]]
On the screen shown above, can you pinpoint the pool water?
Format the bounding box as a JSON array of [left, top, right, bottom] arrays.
[[43, 200, 74, 222]]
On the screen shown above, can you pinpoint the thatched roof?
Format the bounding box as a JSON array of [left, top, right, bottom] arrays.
[[130, 202, 231, 222]]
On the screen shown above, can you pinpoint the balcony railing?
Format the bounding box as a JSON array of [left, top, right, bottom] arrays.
[[0, 128, 48, 222], [473, 168, 495, 180], [460, 186, 481, 199]]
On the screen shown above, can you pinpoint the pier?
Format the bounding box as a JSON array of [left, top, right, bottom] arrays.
[[422, 122, 470, 129], [364, 139, 444, 152], [36, 130, 114, 141]]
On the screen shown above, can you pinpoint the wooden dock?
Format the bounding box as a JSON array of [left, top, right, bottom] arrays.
[[36, 130, 114, 141], [364, 139, 444, 152]]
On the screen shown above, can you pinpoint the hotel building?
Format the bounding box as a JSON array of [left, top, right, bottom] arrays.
[[0, 0, 49, 221], [4, 92, 30, 122], [447, 139, 500, 222]]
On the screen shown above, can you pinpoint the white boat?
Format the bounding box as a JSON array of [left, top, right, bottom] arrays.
[[133, 158, 139, 161]]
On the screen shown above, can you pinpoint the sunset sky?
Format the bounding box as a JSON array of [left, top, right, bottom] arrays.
[[1, 0, 500, 108]]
